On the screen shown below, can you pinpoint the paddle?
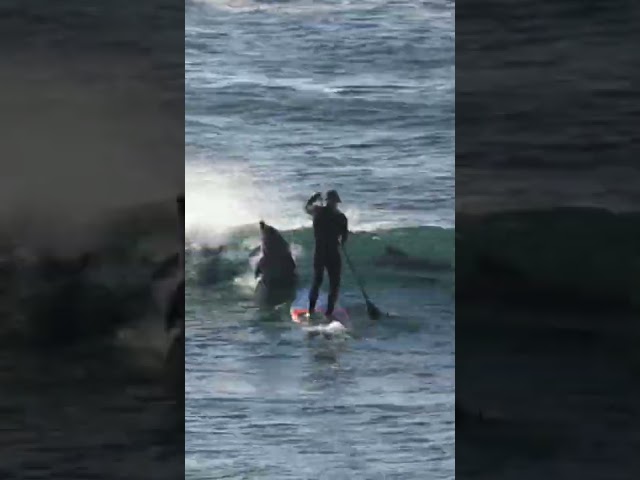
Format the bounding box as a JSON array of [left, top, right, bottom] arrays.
[[342, 245, 382, 320]]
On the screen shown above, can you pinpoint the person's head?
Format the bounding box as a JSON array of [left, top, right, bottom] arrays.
[[325, 190, 341, 209]]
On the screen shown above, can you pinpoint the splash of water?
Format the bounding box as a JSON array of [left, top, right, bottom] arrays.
[[186, 155, 320, 244]]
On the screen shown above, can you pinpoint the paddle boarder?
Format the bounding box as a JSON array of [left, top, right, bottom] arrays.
[[304, 189, 348, 317]]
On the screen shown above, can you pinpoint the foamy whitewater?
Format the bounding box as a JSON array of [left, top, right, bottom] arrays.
[[186, 1, 454, 478]]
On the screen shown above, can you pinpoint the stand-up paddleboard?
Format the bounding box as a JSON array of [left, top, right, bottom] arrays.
[[290, 289, 349, 335]]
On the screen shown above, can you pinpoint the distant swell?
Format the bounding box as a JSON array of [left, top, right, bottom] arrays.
[[457, 207, 640, 312], [0, 199, 179, 349]]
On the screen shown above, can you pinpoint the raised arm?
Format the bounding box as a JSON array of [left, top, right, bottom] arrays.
[[304, 192, 323, 216]]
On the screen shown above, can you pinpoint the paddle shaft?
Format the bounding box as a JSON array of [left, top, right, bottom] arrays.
[[342, 246, 372, 303]]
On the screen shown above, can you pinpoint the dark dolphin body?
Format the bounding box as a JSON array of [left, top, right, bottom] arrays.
[[163, 193, 185, 409], [374, 246, 451, 272], [253, 221, 297, 306], [164, 278, 185, 410], [12, 249, 158, 347]]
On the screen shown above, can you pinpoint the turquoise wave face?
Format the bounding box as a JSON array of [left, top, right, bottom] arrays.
[[186, 224, 455, 292]]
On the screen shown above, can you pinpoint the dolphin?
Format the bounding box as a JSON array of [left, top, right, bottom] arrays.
[[253, 220, 297, 305], [164, 282, 185, 408]]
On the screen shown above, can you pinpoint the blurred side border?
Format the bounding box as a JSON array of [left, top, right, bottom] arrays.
[[0, 2, 185, 478], [456, 0, 640, 478]]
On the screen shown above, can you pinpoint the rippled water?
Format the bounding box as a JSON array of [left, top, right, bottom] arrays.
[[1, 2, 183, 478], [187, 290, 454, 479], [186, 1, 454, 478], [0, 345, 182, 479], [456, 0, 640, 213]]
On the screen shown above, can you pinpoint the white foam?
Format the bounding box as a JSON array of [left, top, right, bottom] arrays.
[[185, 151, 448, 249], [188, 159, 376, 236], [304, 320, 348, 335], [232, 270, 259, 292], [191, 0, 384, 16]]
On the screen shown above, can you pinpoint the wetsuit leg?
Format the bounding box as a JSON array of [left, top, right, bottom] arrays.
[[308, 252, 325, 313], [326, 253, 342, 315]]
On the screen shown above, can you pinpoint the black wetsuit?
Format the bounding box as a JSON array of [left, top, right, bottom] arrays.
[[308, 206, 348, 315]]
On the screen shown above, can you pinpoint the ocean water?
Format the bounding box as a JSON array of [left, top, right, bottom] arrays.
[[0, 200, 184, 479], [455, 2, 640, 478], [185, 1, 454, 478], [1, 2, 183, 478], [456, 0, 640, 214]]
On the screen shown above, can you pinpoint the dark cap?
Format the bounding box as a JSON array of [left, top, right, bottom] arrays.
[[326, 190, 341, 203]]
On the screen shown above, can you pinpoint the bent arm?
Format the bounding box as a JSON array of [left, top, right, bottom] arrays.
[[304, 192, 322, 216]]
